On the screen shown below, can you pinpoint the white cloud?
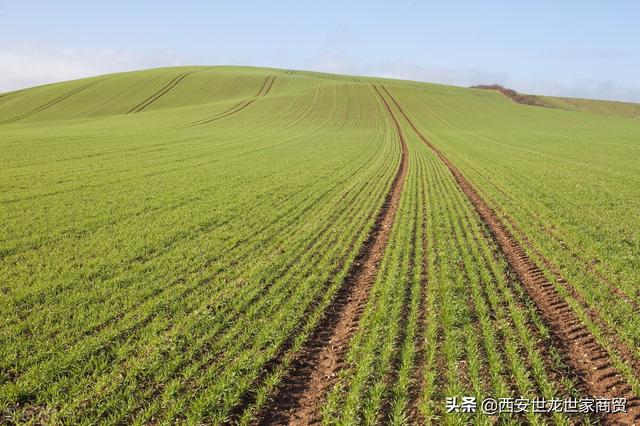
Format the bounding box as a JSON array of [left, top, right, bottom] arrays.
[[2, 45, 639, 103], [304, 54, 640, 103], [0, 44, 185, 92], [305, 54, 512, 88], [373, 60, 512, 88], [514, 78, 640, 103], [306, 53, 365, 75]]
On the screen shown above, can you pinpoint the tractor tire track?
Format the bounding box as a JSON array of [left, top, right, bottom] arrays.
[[223, 182, 384, 424], [405, 94, 640, 315], [491, 208, 640, 373], [156, 146, 397, 423], [258, 84, 408, 425], [4, 150, 382, 378], [461, 156, 640, 312], [126, 70, 198, 114], [184, 75, 277, 128], [382, 85, 640, 425], [403, 92, 640, 371], [1, 80, 102, 124]]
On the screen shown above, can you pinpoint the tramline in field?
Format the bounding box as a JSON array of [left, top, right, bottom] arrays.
[[1, 66, 640, 425]]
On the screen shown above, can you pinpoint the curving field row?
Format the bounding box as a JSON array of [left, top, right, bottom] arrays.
[[384, 86, 640, 424], [0, 80, 104, 124], [257, 84, 409, 425], [1, 67, 639, 425], [185, 74, 279, 127], [1, 70, 406, 424], [314, 87, 585, 425], [126, 70, 201, 114]]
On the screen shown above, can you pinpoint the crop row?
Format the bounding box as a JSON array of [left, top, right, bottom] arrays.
[[321, 87, 584, 425], [0, 78, 402, 423], [393, 86, 640, 404]]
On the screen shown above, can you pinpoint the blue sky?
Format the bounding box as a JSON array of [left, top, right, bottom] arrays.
[[1, 0, 639, 101]]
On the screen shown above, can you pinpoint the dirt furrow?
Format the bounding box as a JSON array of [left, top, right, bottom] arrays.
[[186, 75, 277, 127], [127, 70, 197, 114], [382, 86, 640, 425], [1, 80, 103, 124], [258, 84, 409, 425], [465, 162, 640, 311]]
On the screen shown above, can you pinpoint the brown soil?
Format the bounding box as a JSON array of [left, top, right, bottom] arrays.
[[497, 215, 640, 373], [452, 168, 640, 383], [381, 86, 640, 425], [471, 84, 552, 108], [407, 185, 431, 424], [466, 166, 639, 312], [455, 141, 640, 375], [257, 84, 409, 425]]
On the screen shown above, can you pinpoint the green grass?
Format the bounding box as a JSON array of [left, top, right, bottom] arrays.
[[323, 87, 578, 425], [392, 82, 640, 411], [540, 95, 640, 120], [1, 65, 636, 424], [0, 67, 400, 423]]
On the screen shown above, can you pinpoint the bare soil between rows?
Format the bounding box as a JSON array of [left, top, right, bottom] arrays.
[[382, 86, 640, 425], [257, 84, 409, 425]]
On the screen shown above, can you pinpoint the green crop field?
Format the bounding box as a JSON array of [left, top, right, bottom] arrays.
[[539, 95, 640, 120], [1, 66, 639, 425]]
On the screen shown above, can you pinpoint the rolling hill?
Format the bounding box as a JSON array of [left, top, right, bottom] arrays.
[[1, 66, 639, 424]]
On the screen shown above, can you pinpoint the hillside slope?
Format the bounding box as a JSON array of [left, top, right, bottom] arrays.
[[1, 66, 640, 424], [540, 94, 640, 120], [470, 84, 640, 120]]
